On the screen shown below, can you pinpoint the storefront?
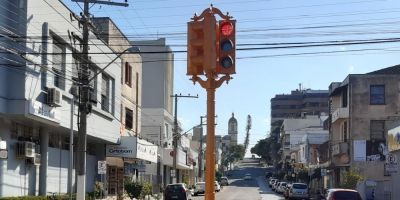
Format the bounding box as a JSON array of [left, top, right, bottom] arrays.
[[106, 136, 158, 197]]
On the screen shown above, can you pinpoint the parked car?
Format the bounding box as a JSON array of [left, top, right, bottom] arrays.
[[215, 181, 221, 192], [277, 182, 288, 194], [193, 182, 205, 196], [272, 181, 280, 191], [269, 178, 277, 187], [244, 173, 252, 180], [325, 189, 362, 200], [288, 183, 309, 200], [220, 176, 229, 186], [164, 183, 192, 200]]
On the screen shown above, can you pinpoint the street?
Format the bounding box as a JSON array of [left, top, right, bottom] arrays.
[[192, 159, 284, 200]]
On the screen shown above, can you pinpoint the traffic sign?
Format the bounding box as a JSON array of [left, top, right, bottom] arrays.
[[98, 160, 107, 174]]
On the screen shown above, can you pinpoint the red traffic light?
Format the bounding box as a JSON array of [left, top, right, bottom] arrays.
[[220, 21, 234, 36]]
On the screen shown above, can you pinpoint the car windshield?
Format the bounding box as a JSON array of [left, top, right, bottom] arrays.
[[292, 184, 307, 189], [166, 184, 183, 191], [333, 191, 361, 200]]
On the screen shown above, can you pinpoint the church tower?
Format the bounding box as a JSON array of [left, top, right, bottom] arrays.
[[228, 112, 238, 145]]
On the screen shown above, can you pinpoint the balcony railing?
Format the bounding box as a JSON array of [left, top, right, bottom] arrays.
[[332, 142, 348, 156], [331, 107, 349, 123]]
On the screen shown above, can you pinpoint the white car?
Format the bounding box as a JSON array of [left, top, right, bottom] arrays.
[[215, 181, 221, 192], [194, 181, 221, 195], [194, 182, 205, 196]]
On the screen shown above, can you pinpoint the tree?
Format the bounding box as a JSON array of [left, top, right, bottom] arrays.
[[341, 169, 364, 189], [125, 180, 143, 200], [222, 144, 246, 169]]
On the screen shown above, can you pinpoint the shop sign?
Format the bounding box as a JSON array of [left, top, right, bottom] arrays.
[[106, 137, 158, 163], [98, 160, 107, 174], [136, 139, 158, 163], [28, 100, 60, 123]]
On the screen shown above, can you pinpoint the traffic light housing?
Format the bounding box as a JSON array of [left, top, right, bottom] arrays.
[[187, 16, 217, 76], [216, 19, 236, 74]]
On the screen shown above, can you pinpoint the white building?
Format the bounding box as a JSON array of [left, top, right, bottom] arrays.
[[0, 0, 122, 197]]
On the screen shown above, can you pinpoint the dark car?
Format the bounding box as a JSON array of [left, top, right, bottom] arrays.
[[164, 183, 192, 200], [326, 189, 362, 200]]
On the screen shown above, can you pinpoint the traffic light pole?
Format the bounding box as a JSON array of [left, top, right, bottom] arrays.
[[187, 5, 235, 200], [192, 74, 231, 200]]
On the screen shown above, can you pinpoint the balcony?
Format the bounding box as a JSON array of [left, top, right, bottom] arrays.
[[331, 107, 349, 123], [332, 142, 348, 156]]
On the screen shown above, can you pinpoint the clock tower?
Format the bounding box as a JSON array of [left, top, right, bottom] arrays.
[[228, 112, 238, 145]]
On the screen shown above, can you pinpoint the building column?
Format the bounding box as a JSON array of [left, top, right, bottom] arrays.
[[39, 129, 49, 195]]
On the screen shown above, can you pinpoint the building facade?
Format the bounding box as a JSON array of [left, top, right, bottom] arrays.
[[270, 88, 329, 139], [0, 0, 122, 197], [328, 65, 400, 200]]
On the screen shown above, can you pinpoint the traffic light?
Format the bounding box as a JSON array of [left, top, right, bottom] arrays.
[[187, 15, 217, 76], [216, 19, 236, 74]]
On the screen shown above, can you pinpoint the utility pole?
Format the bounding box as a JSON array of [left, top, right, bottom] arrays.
[[171, 94, 198, 183], [198, 116, 206, 181], [71, 1, 128, 199], [68, 94, 74, 200]]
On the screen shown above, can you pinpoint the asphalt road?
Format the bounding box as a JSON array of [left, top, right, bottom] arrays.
[[192, 158, 284, 200]]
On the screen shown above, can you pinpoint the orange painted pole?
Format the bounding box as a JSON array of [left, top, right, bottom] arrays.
[[205, 77, 216, 200]]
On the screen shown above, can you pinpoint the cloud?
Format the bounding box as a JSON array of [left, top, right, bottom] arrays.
[[340, 46, 347, 51]]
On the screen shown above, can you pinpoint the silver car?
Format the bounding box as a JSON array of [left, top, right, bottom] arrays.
[[288, 183, 309, 200]]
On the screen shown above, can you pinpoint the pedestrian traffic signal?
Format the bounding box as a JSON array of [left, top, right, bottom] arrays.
[[187, 15, 217, 76], [216, 19, 236, 74]]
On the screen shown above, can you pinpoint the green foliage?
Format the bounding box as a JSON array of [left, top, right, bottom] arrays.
[[125, 180, 143, 199], [141, 182, 153, 199], [276, 171, 286, 180], [94, 181, 104, 198], [297, 169, 310, 183], [222, 144, 246, 167], [341, 169, 364, 189]]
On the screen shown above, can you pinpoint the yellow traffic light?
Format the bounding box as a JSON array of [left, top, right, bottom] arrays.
[[216, 19, 236, 74], [187, 14, 217, 76]]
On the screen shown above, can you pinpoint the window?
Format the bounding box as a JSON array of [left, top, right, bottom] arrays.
[[72, 54, 80, 81], [342, 121, 348, 142], [101, 74, 110, 112], [342, 87, 348, 107], [370, 120, 385, 140], [89, 67, 97, 105], [370, 85, 385, 105], [125, 62, 132, 87], [125, 108, 133, 129], [367, 120, 386, 160], [52, 41, 66, 90]]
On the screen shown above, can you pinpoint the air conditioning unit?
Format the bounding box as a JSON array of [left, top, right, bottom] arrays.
[[47, 87, 62, 107], [16, 141, 35, 158]]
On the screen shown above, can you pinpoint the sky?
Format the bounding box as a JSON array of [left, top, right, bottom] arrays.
[[62, 0, 400, 157]]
